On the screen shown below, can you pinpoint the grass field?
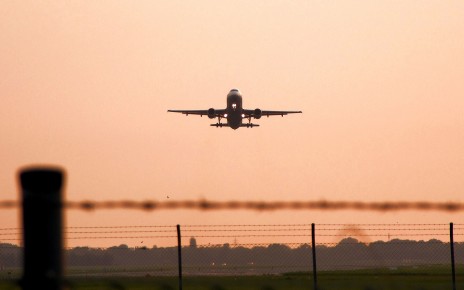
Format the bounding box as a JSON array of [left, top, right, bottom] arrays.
[[1, 265, 463, 289]]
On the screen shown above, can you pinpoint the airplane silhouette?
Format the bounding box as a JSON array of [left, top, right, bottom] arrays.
[[168, 89, 302, 129]]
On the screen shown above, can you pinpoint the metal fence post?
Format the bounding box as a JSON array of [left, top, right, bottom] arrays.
[[311, 223, 318, 290], [450, 222, 456, 290], [19, 167, 65, 290], [177, 224, 183, 290]]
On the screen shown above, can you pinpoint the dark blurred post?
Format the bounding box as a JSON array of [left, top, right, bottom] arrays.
[[450, 222, 456, 290], [311, 223, 318, 290], [177, 224, 183, 290], [20, 167, 65, 290]]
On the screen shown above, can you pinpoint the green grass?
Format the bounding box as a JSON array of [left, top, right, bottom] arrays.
[[61, 274, 463, 290], [1, 265, 463, 289]]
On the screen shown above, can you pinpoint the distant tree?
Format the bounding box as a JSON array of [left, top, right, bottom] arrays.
[[108, 244, 129, 251]]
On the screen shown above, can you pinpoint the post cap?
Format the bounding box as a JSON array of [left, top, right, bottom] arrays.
[[19, 167, 64, 193]]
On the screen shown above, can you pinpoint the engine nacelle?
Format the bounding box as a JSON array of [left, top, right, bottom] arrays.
[[254, 108, 262, 119], [208, 108, 215, 119]]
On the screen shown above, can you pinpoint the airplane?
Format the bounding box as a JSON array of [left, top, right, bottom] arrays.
[[168, 89, 302, 130]]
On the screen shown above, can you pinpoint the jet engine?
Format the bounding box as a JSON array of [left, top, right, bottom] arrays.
[[254, 108, 262, 119], [208, 108, 216, 119]]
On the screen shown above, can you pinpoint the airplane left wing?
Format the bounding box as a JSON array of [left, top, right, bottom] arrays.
[[167, 109, 226, 117], [242, 109, 302, 118]]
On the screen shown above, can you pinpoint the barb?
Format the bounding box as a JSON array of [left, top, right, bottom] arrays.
[[2, 199, 464, 212]]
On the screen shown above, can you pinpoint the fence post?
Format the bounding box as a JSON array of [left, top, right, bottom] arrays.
[[311, 223, 318, 290], [19, 167, 65, 290], [450, 222, 456, 290], [177, 224, 183, 290]]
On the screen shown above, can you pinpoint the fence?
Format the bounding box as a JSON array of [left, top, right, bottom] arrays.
[[2, 223, 464, 289], [1, 167, 464, 290]]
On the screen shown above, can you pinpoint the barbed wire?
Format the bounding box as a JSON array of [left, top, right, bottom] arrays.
[[66, 236, 177, 239], [184, 228, 451, 231], [2, 199, 464, 212], [66, 230, 174, 234], [4, 234, 457, 242], [0, 228, 453, 236], [196, 242, 311, 247], [0, 200, 16, 209], [52, 233, 464, 240], [0, 227, 21, 231], [0, 224, 459, 232], [317, 223, 451, 226], [183, 224, 313, 227]]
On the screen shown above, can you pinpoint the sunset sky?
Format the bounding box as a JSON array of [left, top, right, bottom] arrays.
[[1, 1, 463, 247]]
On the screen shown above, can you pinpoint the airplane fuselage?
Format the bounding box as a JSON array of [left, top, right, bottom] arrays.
[[226, 89, 243, 129]]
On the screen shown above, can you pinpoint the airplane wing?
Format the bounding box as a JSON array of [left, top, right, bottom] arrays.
[[242, 109, 302, 118], [167, 109, 226, 117]]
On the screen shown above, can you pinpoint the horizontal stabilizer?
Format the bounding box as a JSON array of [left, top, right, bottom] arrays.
[[210, 123, 229, 128], [240, 123, 260, 128]]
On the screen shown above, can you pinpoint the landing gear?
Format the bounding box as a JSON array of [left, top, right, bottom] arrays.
[[209, 115, 229, 127], [246, 117, 256, 128], [216, 116, 224, 128]]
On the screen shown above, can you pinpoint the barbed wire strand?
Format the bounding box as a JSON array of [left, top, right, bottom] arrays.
[[0, 228, 453, 236], [2, 199, 464, 212], [0, 224, 458, 231], [54, 233, 464, 240]]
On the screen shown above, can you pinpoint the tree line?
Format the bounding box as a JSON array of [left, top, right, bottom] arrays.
[[1, 237, 462, 271]]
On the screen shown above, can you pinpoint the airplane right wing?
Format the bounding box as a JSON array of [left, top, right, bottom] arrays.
[[242, 109, 302, 118]]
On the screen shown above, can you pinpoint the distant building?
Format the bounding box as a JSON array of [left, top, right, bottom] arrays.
[[189, 237, 197, 248]]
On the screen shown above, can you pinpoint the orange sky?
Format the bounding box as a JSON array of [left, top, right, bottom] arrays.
[[1, 1, 463, 247]]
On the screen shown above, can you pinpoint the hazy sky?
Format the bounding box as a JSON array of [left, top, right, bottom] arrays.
[[1, 1, 463, 247]]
